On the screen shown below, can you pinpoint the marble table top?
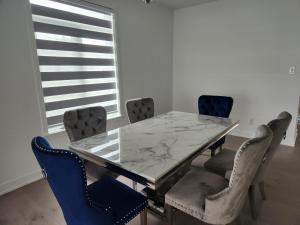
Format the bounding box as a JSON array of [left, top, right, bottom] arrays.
[[69, 111, 238, 187]]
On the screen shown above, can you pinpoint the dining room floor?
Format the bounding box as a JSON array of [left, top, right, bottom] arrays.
[[0, 135, 299, 225]]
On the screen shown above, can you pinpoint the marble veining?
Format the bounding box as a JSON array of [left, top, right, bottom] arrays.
[[69, 111, 238, 184]]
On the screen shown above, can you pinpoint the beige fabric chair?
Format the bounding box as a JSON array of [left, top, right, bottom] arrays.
[[165, 125, 273, 225], [63, 107, 118, 181], [201, 111, 292, 218]]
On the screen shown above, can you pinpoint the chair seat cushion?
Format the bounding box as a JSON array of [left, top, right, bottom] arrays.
[[165, 168, 228, 220], [204, 148, 235, 176], [88, 176, 148, 225]]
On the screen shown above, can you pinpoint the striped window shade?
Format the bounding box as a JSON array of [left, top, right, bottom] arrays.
[[29, 0, 120, 134]]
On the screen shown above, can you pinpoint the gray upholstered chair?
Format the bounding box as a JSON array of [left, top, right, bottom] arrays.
[[63, 107, 117, 181], [202, 111, 292, 218], [126, 98, 154, 123], [165, 125, 273, 225]]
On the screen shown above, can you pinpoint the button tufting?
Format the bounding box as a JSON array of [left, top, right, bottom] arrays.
[[64, 106, 107, 142], [126, 98, 154, 123]]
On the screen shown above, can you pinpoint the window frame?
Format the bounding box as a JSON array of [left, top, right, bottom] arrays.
[[26, 0, 123, 135]]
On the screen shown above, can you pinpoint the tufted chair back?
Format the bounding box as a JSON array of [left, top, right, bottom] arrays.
[[203, 125, 273, 225], [126, 98, 154, 123], [63, 107, 107, 142], [31, 137, 113, 225], [198, 95, 233, 118], [198, 95, 233, 150], [254, 111, 292, 183]]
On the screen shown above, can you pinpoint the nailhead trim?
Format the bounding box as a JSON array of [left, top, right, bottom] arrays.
[[229, 138, 256, 187], [229, 133, 270, 187], [165, 197, 205, 220], [33, 137, 112, 213], [114, 200, 148, 225]]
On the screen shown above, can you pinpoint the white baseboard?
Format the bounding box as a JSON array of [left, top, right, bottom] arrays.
[[0, 170, 43, 196]]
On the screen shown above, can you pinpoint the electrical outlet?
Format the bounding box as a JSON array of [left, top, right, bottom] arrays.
[[289, 66, 296, 75]]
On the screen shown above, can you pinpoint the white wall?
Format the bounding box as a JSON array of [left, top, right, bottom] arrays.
[[173, 0, 300, 146], [0, 0, 173, 195]]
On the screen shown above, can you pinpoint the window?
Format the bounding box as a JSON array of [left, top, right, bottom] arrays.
[[29, 0, 120, 134]]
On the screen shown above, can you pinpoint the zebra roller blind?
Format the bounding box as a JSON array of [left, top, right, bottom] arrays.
[[29, 0, 120, 134]]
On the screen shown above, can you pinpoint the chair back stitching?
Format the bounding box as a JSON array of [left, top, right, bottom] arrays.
[[32, 137, 112, 212]]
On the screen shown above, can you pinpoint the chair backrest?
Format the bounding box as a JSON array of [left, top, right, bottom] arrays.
[[64, 107, 107, 142], [204, 125, 273, 225], [126, 98, 154, 123], [254, 111, 292, 183], [198, 95, 233, 118], [31, 137, 110, 225]]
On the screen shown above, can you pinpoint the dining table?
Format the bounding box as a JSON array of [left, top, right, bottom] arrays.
[[69, 111, 239, 216]]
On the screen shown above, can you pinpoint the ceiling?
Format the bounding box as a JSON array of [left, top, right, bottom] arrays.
[[156, 0, 217, 9]]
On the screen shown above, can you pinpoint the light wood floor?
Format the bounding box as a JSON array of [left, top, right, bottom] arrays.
[[1, 135, 300, 225]]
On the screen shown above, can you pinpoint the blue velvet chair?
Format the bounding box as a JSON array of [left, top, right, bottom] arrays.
[[198, 95, 234, 156], [31, 136, 148, 225]]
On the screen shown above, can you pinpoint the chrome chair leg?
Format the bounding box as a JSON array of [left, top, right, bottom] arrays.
[[133, 181, 137, 191], [140, 208, 147, 225], [211, 149, 216, 157]]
